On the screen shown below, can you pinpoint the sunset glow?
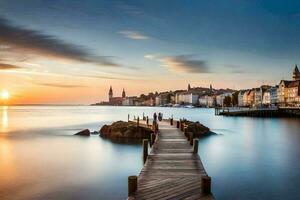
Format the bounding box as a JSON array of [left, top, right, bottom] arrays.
[[1, 90, 9, 100]]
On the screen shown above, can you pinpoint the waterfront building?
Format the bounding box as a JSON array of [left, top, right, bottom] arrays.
[[278, 66, 300, 107], [216, 93, 232, 107], [286, 81, 300, 106], [254, 88, 262, 107], [175, 92, 199, 105], [238, 90, 247, 107], [122, 96, 135, 106], [199, 95, 215, 107], [142, 98, 155, 106], [253, 86, 271, 107], [155, 92, 171, 106], [246, 89, 255, 107], [242, 90, 250, 106], [262, 90, 270, 105], [278, 80, 288, 106], [270, 86, 278, 105]]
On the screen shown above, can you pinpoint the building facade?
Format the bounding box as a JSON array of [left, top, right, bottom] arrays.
[[175, 92, 199, 105], [216, 92, 232, 107], [199, 95, 215, 107]]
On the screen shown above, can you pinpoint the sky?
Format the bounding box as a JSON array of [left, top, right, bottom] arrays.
[[0, 0, 300, 104]]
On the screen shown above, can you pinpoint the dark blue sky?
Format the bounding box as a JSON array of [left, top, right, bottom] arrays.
[[1, 0, 300, 103]]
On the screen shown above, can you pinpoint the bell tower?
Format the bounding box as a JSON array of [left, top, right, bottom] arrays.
[[108, 86, 113, 101], [188, 83, 191, 91], [293, 64, 300, 80], [122, 88, 126, 98]]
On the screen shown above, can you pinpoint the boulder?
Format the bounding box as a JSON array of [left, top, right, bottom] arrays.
[[182, 120, 211, 137], [75, 129, 90, 136], [100, 121, 153, 139]]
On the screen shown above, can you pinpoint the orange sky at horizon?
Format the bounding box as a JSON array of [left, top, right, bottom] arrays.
[[1, 73, 269, 105]]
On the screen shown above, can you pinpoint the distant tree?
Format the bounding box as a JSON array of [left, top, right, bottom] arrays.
[[140, 94, 147, 101], [223, 96, 232, 107], [231, 91, 239, 106]]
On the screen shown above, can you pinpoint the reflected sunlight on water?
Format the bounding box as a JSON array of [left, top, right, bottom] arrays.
[[1, 106, 8, 133]]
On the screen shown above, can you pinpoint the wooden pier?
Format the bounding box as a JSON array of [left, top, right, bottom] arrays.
[[128, 119, 214, 200], [215, 107, 300, 117]]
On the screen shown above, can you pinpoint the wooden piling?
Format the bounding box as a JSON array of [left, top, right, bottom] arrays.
[[176, 121, 180, 128], [193, 139, 199, 154], [150, 134, 155, 147], [180, 122, 184, 131], [137, 117, 140, 127], [189, 132, 194, 145], [201, 176, 211, 194], [170, 118, 173, 126], [146, 116, 149, 126], [184, 128, 187, 137], [128, 175, 138, 197], [187, 131, 192, 141], [143, 139, 148, 164]]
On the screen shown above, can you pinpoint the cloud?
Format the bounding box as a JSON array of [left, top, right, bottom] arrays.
[[0, 63, 21, 70], [0, 17, 119, 67], [118, 30, 149, 40], [144, 54, 157, 60], [145, 54, 210, 73], [222, 64, 246, 74], [79, 74, 141, 81], [36, 83, 87, 88]]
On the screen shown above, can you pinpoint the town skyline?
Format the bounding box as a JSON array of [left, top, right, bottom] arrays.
[[1, 1, 300, 104], [93, 65, 300, 108]]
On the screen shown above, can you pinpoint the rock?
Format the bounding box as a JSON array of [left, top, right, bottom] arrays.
[[183, 120, 211, 137], [75, 129, 90, 136], [100, 121, 153, 139], [91, 131, 99, 135]]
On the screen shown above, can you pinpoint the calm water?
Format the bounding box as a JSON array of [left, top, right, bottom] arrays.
[[0, 106, 300, 200]]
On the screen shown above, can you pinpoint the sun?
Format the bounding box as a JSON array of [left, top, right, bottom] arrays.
[[1, 90, 10, 100]]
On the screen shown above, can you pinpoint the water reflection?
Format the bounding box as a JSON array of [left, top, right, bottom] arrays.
[[1, 106, 8, 132], [0, 106, 299, 200]]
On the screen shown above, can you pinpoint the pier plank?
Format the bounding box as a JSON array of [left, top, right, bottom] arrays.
[[131, 120, 214, 200]]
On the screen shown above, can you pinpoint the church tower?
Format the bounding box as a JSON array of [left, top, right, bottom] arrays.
[[293, 64, 300, 80], [188, 83, 191, 91], [122, 88, 126, 98], [210, 84, 213, 92], [108, 86, 113, 101]]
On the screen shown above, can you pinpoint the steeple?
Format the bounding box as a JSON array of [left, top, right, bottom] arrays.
[[210, 84, 213, 92], [122, 88, 126, 98], [188, 83, 191, 91], [293, 64, 300, 80], [108, 86, 113, 100]]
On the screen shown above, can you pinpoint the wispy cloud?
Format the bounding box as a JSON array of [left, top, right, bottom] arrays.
[[0, 17, 119, 67], [35, 83, 88, 88], [222, 64, 246, 74], [144, 54, 157, 60], [79, 74, 143, 81], [0, 63, 21, 70], [145, 54, 210, 73], [118, 30, 149, 40]]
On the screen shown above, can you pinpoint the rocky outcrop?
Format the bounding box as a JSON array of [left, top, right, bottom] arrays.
[[75, 129, 90, 136], [100, 121, 153, 139], [182, 120, 211, 137]]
